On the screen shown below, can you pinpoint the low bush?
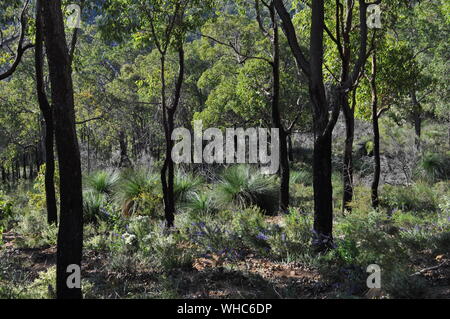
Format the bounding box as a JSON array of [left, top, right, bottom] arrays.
[[215, 165, 278, 214]]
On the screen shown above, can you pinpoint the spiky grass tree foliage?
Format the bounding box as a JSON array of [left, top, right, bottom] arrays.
[[85, 170, 120, 197], [185, 191, 219, 217], [83, 190, 107, 224], [116, 169, 161, 217], [420, 152, 450, 182], [174, 173, 203, 204], [216, 165, 278, 214]]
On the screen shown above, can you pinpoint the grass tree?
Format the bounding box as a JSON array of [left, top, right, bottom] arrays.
[[100, 0, 215, 227]]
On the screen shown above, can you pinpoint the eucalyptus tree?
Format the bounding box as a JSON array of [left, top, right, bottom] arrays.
[[41, 0, 84, 299], [274, 0, 375, 249], [196, 1, 305, 212], [100, 0, 215, 227]]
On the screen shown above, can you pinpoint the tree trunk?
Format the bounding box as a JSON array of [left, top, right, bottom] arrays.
[[41, 0, 83, 299], [410, 90, 422, 150], [270, 5, 289, 213], [275, 0, 337, 251], [342, 98, 354, 213], [160, 46, 185, 228], [22, 153, 27, 180], [310, 0, 335, 250], [118, 130, 131, 168], [35, 0, 58, 225], [313, 130, 334, 245], [370, 53, 381, 209]]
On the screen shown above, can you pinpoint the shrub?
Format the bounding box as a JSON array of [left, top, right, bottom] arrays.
[[384, 268, 428, 299], [381, 183, 437, 213], [0, 191, 13, 229], [85, 170, 119, 197], [215, 165, 278, 214], [152, 233, 194, 270], [83, 190, 110, 224], [185, 191, 219, 217], [28, 164, 59, 212], [174, 173, 203, 205], [419, 151, 450, 182], [231, 207, 271, 253], [116, 169, 162, 217], [334, 210, 407, 268], [268, 208, 314, 261], [290, 170, 313, 186], [15, 209, 57, 248]]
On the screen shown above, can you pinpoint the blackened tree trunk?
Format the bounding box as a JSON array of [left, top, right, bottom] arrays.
[[370, 52, 381, 209], [41, 0, 83, 299], [160, 46, 185, 228], [342, 99, 355, 212], [22, 153, 27, 180], [269, 4, 289, 213], [275, 0, 340, 251], [35, 0, 58, 225], [411, 90, 422, 150]]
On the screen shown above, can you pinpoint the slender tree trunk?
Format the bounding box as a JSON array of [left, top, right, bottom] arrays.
[[342, 98, 354, 212], [22, 153, 27, 180], [160, 46, 185, 228], [270, 5, 289, 213], [35, 0, 57, 225], [288, 134, 294, 162], [411, 90, 422, 150], [41, 0, 83, 299], [118, 130, 131, 168], [370, 53, 381, 209]]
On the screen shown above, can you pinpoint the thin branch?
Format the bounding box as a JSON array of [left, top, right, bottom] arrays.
[[0, 0, 34, 81]]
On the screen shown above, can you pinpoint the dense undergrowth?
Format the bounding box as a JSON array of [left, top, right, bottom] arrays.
[[1, 162, 449, 299]]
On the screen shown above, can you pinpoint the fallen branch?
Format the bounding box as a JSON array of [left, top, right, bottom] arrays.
[[410, 261, 448, 277]]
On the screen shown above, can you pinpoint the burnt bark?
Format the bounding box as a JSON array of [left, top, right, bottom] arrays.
[[160, 46, 185, 228], [269, 3, 289, 212], [41, 0, 83, 299], [342, 98, 355, 212], [275, 0, 340, 250], [410, 90, 422, 150], [35, 0, 58, 225], [370, 53, 381, 209]]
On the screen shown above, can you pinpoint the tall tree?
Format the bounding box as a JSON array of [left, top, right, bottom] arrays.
[[100, 0, 214, 227], [274, 0, 372, 249], [41, 0, 84, 299], [35, 0, 57, 225]]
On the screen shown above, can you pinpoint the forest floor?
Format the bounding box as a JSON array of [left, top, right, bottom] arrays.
[[1, 224, 449, 299]]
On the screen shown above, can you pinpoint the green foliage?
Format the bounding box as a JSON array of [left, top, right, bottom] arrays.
[[85, 170, 120, 196], [185, 191, 219, 217], [384, 268, 428, 299], [15, 209, 57, 248], [0, 191, 13, 229], [215, 165, 278, 214], [174, 173, 203, 204], [381, 183, 438, 213], [419, 152, 450, 182], [268, 208, 314, 261], [83, 190, 109, 224], [116, 169, 163, 217]]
